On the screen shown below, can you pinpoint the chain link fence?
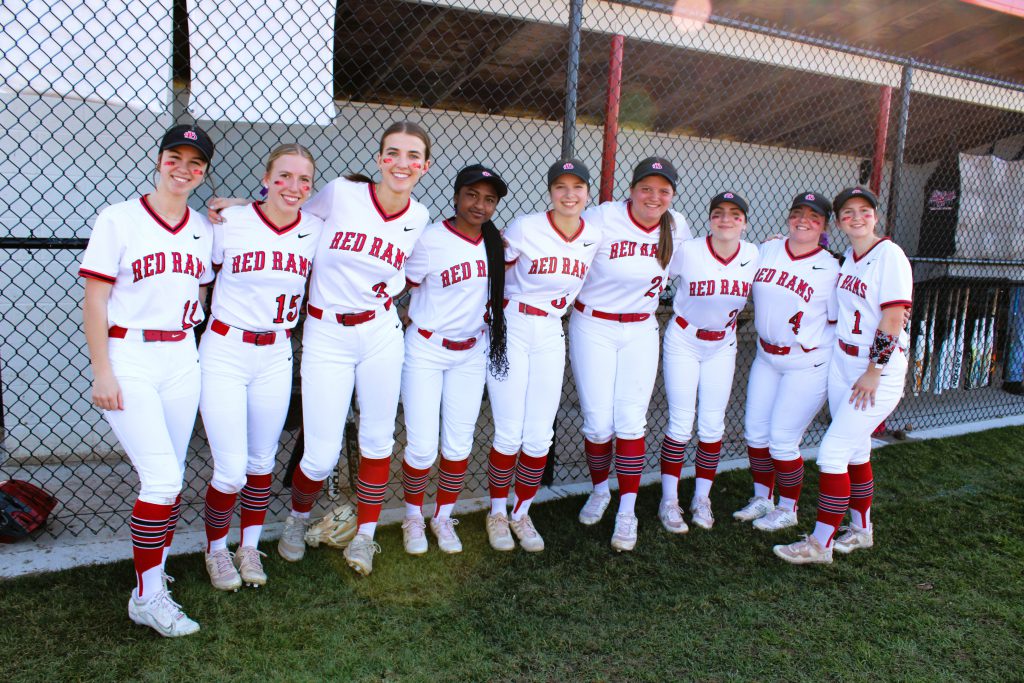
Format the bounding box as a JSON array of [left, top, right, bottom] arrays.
[[2, 0, 1023, 541]]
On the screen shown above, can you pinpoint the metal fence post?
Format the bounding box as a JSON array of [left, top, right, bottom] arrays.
[[561, 0, 584, 160], [600, 34, 625, 203], [887, 64, 915, 239]]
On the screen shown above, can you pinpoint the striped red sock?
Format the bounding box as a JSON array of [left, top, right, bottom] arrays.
[[239, 473, 272, 545], [585, 439, 613, 487], [487, 447, 517, 500], [614, 437, 645, 496], [511, 453, 547, 515], [204, 485, 236, 552], [290, 467, 323, 514], [773, 457, 805, 509], [747, 446, 774, 496], [356, 456, 391, 526], [130, 500, 170, 599], [848, 461, 874, 529], [163, 494, 182, 553], [695, 440, 722, 483], [402, 460, 431, 509], [815, 471, 851, 546], [434, 455, 469, 516], [660, 436, 686, 478]]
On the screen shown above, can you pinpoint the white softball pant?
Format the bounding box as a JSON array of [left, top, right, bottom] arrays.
[[486, 305, 566, 457], [816, 346, 908, 474], [568, 311, 659, 442], [104, 336, 200, 505], [298, 310, 404, 480], [662, 321, 737, 444], [199, 328, 293, 493], [401, 326, 487, 469], [743, 344, 831, 461]]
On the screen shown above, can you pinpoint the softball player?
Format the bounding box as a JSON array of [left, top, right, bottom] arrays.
[[485, 160, 600, 552], [399, 164, 509, 555], [569, 157, 692, 552], [659, 192, 758, 531], [736, 192, 838, 532], [774, 187, 912, 564], [80, 124, 215, 637], [199, 144, 322, 590]]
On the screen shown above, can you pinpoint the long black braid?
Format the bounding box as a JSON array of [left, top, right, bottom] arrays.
[[481, 218, 508, 380]]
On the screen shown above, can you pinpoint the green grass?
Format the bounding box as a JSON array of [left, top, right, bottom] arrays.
[[3, 428, 1024, 682]]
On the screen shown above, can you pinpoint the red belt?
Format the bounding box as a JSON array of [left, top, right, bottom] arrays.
[[674, 316, 727, 341], [504, 298, 548, 317], [573, 300, 649, 323], [210, 319, 291, 346], [307, 300, 390, 326], [108, 326, 187, 342], [417, 327, 479, 351], [759, 338, 816, 356], [838, 339, 863, 357]]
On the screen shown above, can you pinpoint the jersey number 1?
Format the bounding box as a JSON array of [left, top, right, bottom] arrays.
[[851, 310, 862, 335]]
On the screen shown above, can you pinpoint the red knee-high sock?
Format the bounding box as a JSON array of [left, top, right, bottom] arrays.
[[614, 437, 645, 496], [204, 486, 237, 552], [848, 461, 874, 529], [355, 456, 391, 526], [130, 500, 171, 599], [290, 467, 323, 514], [773, 457, 805, 510], [660, 436, 686, 478], [163, 494, 182, 553], [585, 438, 613, 487], [814, 471, 851, 546], [435, 455, 469, 516], [747, 446, 774, 496], [511, 453, 547, 514], [695, 440, 722, 483], [487, 447, 517, 500], [239, 473, 273, 542], [402, 459, 431, 510]]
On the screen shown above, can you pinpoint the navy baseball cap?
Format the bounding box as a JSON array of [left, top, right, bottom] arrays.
[[547, 159, 590, 188], [159, 124, 215, 164], [454, 164, 508, 198], [631, 157, 678, 191], [833, 186, 879, 212], [709, 191, 749, 217], [789, 191, 832, 220]]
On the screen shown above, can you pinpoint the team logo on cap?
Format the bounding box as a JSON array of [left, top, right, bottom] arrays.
[[563, 162, 574, 170], [806, 193, 815, 200], [183, 130, 198, 141], [482, 171, 492, 176], [652, 162, 663, 169], [724, 192, 734, 199], [852, 188, 863, 194]]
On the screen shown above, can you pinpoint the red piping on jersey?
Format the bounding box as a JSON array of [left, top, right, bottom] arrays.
[[79, 268, 115, 284], [852, 236, 890, 263], [369, 183, 410, 222], [784, 239, 823, 261], [405, 276, 421, 289], [706, 235, 740, 266], [443, 219, 484, 246], [881, 299, 913, 309], [140, 195, 189, 235], [547, 211, 585, 243], [253, 202, 301, 234], [626, 201, 659, 234]]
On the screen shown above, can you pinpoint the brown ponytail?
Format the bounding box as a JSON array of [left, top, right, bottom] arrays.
[[657, 210, 674, 269]]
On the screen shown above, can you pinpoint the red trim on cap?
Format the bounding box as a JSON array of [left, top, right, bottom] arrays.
[[547, 211, 585, 243], [852, 236, 889, 263], [706, 235, 739, 266], [443, 219, 483, 246], [79, 268, 115, 284], [784, 239, 823, 261], [369, 183, 410, 222], [626, 201, 659, 234], [140, 195, 189, 235], [252, 202, 301, 235]]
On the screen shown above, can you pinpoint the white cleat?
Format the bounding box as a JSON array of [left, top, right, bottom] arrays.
[[204, 548, 242, 592], [689, 496, 715, 530], [343, 534, 381, 576], [429, 516, 463, 554], [277, 514, 309, 562], [509, 515, 545, 552], [578, 490, 612, 526], [234, 546, 268, 587], [832, 525, 874, 554], [401, 515, 429, 555], [773, 535, 833, 565], [610, 513, 638, 552], [753, 508, 799, 532], [657, 499, 689, 534], [128, 589, 200, 637], [733, 496, 775, 522], [486, 513, 515, 551]]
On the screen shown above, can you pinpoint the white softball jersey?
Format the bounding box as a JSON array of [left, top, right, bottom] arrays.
[[752, 238, 840, 350], [577, 200, 691, 314], [835, 237, 913, 348], [405, 219, 490, 340], [79, 196, 214, 330], [503, 210, 601, 317], [210, 202, 322, 332], [304, 177, 429, 313], [669, 236, 759, 332]]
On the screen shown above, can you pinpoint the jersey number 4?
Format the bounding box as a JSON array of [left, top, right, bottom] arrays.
[[273, 294, 301, 324], [789, 311, 803, 335]]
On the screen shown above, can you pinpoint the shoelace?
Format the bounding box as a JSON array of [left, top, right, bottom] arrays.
[[662, 503, 684, 522], [237, 548, 266, 571], [284, 517, 306, 542], [515, 517, 538, 537], [353, 536, 382, 555], [435, 517, 459, 540], [211, 550, 236, 575], [615, 516, 637, 536], [154, 589, 188, 621]]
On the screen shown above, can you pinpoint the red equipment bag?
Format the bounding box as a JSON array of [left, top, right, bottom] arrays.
[[0, 479, 57, 542]]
